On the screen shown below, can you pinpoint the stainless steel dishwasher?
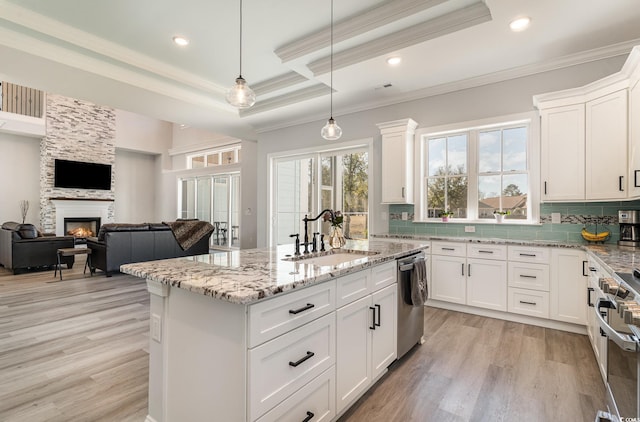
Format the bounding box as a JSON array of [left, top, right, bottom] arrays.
[[397, 250, 427, 360]]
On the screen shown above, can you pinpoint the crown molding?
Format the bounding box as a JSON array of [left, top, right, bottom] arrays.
[[239, 84, 330, 117], [254, 41, 637, 134], [275, 0, 447, 63], [0, 0, 227, 96], [0, 26, 236, 114], [251, 72, 310, 96], [308, 2, 492, 76]]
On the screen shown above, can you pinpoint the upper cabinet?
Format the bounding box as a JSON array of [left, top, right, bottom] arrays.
[[585, 89, 628, 200], [377, 118, 418, 204], [534, 45, 640, 202]]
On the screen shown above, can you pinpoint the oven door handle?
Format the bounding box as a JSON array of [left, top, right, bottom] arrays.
[[595, 298, 639, 352]]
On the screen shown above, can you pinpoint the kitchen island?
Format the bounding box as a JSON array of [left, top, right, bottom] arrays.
[[121, 239, 429, 422]]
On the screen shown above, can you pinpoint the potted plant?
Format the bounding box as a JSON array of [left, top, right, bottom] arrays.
[[493, 210, 510, 223], [440, 210, 454, 222]]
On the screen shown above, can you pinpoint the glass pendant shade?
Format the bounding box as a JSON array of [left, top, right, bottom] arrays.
[[226, 76, 256, 109], [321, 117, 342, 140]]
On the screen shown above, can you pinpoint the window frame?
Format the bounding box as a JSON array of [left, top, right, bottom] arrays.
[[414, 112, 540, 224]]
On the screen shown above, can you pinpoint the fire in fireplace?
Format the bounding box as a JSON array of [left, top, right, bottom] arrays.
[[64, 217, 101, 243]]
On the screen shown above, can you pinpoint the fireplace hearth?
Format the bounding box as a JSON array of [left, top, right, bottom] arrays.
[[64, 217, 101, 244]]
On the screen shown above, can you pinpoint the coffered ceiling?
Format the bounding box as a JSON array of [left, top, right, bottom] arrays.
[[1, 0, 640, 140]]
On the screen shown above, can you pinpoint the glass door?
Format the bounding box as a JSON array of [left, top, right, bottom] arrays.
[[212, 176, 229, 247]]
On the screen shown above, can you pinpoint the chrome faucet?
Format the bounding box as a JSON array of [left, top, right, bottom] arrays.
[[302, 209, 335, 254]]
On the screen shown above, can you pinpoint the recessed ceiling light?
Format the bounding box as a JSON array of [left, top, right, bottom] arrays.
[[509, 16, 531, 32], [172, 36, 189, 46], [386, 57, 402, 66]]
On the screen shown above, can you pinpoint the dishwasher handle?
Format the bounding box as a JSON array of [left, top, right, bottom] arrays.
[[399, 256, 424, 272]]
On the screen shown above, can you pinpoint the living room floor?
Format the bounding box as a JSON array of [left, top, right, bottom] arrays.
[[0, 260, 606, 421]]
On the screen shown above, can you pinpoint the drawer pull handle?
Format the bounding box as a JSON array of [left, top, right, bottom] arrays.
[[303, 411, 315, 422], [519, 274, 537, 279], [375, 304, 381, 327], [587, 287, 595, 307], [289, 351, 315, 367], [519, 253, 536, 257], [442, 247, 455, 251], [370, 306, 376, 330], [289, 303, 315, 315], [519, 300, 537, 306], [478, 250, 494, 254]]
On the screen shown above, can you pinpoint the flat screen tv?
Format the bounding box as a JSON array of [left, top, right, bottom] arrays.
[[54, 159, 112, 190]]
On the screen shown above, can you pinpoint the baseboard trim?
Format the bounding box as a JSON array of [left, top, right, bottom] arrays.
[[426, 300, 587, 335]]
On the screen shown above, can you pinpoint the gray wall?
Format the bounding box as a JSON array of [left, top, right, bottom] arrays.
[[0, 133, 41, 224], [255, 55, 628, 247], [114, 150, 159, 223]]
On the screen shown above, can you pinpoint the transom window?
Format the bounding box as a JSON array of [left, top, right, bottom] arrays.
[[188, 145, 241, 169], [418, 116, 536, 223]]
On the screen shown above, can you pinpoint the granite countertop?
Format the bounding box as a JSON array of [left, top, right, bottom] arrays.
[[372, 233, 585, 248], [120, 239, 429, 305]]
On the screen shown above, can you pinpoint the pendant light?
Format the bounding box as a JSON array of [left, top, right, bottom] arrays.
[[321, 0, 342, 140], [226, 0, 256, 109]]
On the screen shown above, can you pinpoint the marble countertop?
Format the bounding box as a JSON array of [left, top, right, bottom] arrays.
[[120, 239, 429, 305]]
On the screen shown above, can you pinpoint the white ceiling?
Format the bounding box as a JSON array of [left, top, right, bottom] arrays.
[[1, 0, 640, 140]]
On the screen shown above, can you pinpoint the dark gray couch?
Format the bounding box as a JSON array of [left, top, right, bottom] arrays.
[[86, 222, 212, 276], [0, 222, 75, 274]]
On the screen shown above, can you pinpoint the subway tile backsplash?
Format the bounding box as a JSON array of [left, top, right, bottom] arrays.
[[388, 201, 640, 244]]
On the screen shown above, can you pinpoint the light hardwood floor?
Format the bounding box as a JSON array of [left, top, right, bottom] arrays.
[[1, 260, 607, 421]]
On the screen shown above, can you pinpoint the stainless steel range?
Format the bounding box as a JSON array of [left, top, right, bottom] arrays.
[[595, 273, 640, 421]]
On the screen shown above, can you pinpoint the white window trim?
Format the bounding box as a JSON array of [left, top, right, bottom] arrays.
[[267, 138, 374, 247], [414, 111, 540, 224], [187, 144, 242, 169]]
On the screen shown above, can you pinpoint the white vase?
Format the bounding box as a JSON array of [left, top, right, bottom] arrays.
[[494, 214, 504, 223]]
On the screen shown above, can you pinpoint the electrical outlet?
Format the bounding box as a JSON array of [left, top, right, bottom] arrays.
[[464, 226, 476, 233], [551, 212, 561, 224], [151, 313, 162, 343], [401, 212, 408, 221]]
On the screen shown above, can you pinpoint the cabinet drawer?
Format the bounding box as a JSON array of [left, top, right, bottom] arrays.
[[248, 281, 336, 348], [431, 241, 466, 257], [508, 288, 549, 318], [508, 262, 550, 291], [337, 270, 371, 308], [370, 261, 397, 291], [508, 246, 550, 264], [255, 367, 335, 422], [249, 313, 336, 421], [467, 244, 507, 260]]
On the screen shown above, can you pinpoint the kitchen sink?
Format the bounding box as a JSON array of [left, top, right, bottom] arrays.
[[283, 250, 379, 267]]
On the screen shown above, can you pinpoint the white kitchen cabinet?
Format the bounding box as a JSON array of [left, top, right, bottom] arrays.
[[377, 118, 418, 204], [431, 254, 466, 304], [540, 104, 586, 201], [507, 288, 550, 318], [585, 89, 628, 200], [586, 258, 608, 382], [370, 284, 397, 379], [336, 295, 372, 413], [336, 283, 397, 413], [549, 249, 588, 325], [466, 258, 507, 312], [629, 79, 640, 198]]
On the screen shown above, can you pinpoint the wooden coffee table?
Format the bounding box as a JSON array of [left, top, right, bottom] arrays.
[[54, 247, 93, 280]]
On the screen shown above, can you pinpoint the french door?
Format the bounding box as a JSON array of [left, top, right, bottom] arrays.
[[180, 173, 240, 248]]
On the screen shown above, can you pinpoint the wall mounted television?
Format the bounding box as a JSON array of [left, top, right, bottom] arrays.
[[54, 159, 112, 191]]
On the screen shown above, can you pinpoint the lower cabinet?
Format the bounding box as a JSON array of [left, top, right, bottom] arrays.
[[550, 248, 588, 325], [431, 255, 466, 304], [466, 258, 507, 312], [586, 259, 608, 382], [336, 283, 397, 414]]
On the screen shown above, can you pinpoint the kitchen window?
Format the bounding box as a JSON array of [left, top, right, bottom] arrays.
[[270, 143, 371, 246], [416, 113, 538, 223]]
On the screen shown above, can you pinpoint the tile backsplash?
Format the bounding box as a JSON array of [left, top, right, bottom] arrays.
[[388, 201, 640, 244]]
